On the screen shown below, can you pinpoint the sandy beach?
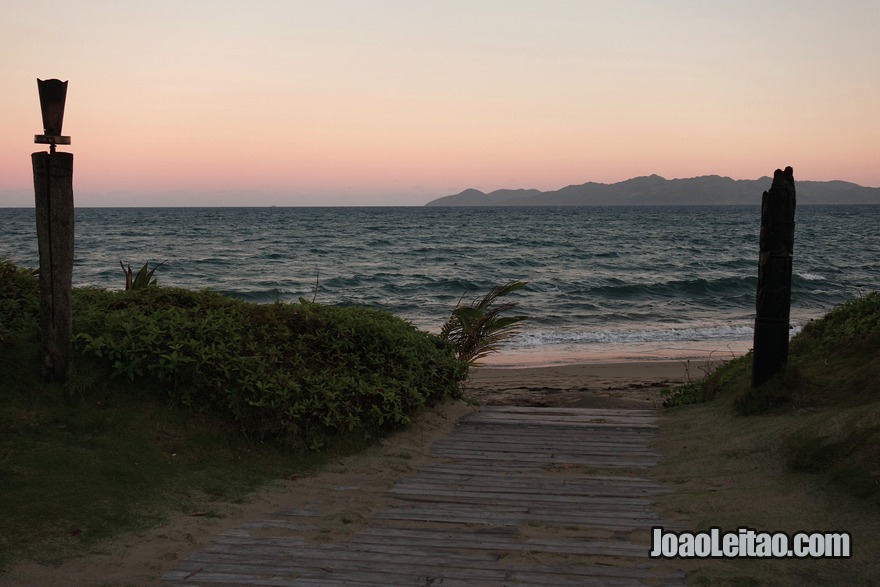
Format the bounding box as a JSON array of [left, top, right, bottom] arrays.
[[3, 357, 719, 586], [467, 359, 705, 408]]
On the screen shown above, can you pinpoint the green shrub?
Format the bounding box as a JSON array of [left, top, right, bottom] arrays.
[[0, 259, 40, 345], [73, 287, 466, 449], [792, 292, 880, 361]]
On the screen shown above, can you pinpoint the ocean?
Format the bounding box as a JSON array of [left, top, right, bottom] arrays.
[[2, 206, 878, 366]]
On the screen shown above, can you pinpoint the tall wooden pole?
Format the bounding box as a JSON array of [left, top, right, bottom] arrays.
[[33, 78, 74, 380], [752, 166, 796, 388], [32, 151, 74, 380]]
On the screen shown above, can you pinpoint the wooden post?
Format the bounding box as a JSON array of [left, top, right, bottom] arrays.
[[32, 151, 74, 380], [752, 166, 796, 388]]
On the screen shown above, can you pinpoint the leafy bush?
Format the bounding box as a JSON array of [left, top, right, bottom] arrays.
[[73, 287, 466, 448], [0, 259, 39, 345]]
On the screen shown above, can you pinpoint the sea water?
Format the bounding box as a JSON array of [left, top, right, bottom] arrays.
[[2, 206, 878, 365]]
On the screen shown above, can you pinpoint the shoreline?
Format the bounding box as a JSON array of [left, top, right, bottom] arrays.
[[480, 339, 751, 369], [466, 358, 716, 409]]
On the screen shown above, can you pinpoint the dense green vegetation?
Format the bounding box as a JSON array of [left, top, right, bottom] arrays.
[[0, 259, 469, 570], [664, 291, 880, 506], [73, 286, 465, 449]]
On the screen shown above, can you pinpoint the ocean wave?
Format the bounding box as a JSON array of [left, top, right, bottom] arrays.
[[589, 276, 757, 300]]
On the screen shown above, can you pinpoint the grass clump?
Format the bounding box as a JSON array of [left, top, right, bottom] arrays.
[[660, 381, 705, 408]]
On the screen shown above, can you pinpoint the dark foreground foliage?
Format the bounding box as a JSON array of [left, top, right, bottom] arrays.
[[2, 262, 466, 450]]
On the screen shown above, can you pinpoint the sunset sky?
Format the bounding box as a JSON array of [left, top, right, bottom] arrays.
[[2, 1, 878, 206]]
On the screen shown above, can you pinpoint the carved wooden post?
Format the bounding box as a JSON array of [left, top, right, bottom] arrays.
[[33, 79, 74, 380], [752, 166, 796, 388]]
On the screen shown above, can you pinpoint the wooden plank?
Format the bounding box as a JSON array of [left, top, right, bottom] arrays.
[[474, 406, 660, 417], [374, 509, 662, 530], [172, 551, 662, 581], [389, 485, 654, 505], [461, 413, 660, 423], [459, 421, 660, 431], [354, 531, 648, 557], [410, 470, 662, 483], [434, 435, 656, 446], [439, 426, 657, 436], [273, 509, 319, 517], [199, 533, 649, 559], [164, 566, 662, 587], [464, 408, 660, 420], [426, 444, 660, 460], [378, 504, 654, 521], [168, 555, 658, 583], [427, 450, 660, 461], [437, 432, 656, 444], [415, 464, 665, 484], [433, 436, 659, 449], [395, 470, 670, 485], [426, 454, 659, 468], [390, 480, 670, 496], [393, 479, 669, 496]]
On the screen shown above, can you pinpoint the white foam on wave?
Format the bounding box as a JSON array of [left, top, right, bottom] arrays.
[[508, 324, 755, 348], [797, 272, 826, 281]]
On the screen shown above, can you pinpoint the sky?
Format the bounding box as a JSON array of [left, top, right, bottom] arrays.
[[2, 0, 878, 206]]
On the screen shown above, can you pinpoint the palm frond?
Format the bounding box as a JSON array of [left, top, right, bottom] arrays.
[[440, 280, 528, 366]]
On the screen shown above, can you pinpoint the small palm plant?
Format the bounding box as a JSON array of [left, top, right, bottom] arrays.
[[440, 281, 528, 366], [120, 260, 165, 291]]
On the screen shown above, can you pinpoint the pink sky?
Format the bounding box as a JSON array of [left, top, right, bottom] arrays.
[[2, 1, 879, 206]]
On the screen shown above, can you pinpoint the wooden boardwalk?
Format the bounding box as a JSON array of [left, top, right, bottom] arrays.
[[163, 406, 683, 586]]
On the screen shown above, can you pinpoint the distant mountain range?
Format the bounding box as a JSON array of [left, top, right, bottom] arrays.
[[425, 175, 880, 206]]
